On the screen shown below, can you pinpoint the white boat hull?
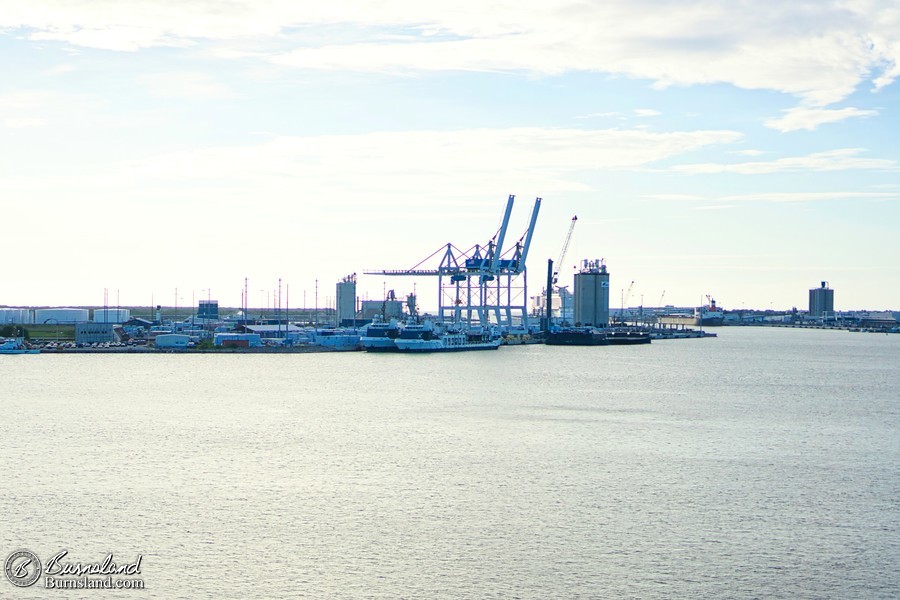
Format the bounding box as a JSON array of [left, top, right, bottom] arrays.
[[394, 336, 500, 353]]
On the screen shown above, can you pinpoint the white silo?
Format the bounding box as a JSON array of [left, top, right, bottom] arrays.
[[0, 308, 34, 324], [93, 308, 131, 323]]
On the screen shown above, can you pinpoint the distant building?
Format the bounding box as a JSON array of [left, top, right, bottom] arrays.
[[198, 300, 219, 321], [531, 287, 574, 323], [214, 333, 263, 348], [75, 323, 119, 344], [574, 260, 611, 327], [335, 274, 357, 325], [155, 334, 191, 349], [360, 289, 405, 321], [809, 281, 834, 317]]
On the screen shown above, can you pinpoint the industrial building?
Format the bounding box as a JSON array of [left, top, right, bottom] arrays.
[[237, 324, 306, 344], [573, 260, 611, 327], [360, 290, 406, 321], [214, 333, 262, 348], [335, 274, 357, 326], [198, 300, 219, 321], [531, 287, 573, 324], [809, 281, 834, 317], [75, 323, 120, 344], [155, 334, 191, 349]]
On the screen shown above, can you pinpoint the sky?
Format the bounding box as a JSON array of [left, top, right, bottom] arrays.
[[2, 0, 899, 312]]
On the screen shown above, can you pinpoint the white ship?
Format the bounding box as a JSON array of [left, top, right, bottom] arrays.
[[360, 316, 401, 352], [393, 320, 500, 353]]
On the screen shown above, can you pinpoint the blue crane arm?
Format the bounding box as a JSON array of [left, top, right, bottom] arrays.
[[489, 195, 515, 273], [515, 197, 542, 273]]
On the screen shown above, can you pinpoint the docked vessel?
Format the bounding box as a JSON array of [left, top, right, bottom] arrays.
[[360, 316, 401, 352], [393, 320, 500, 353], [0, 337, 40, 354], [545, 327, 608, 346], [545, 327, 651, 346], [696, 298, 725, 326], [649, 329, 717, 339], [605, 330, 652, 345]]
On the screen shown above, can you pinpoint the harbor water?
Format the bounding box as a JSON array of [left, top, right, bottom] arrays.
[[2, 327, 898, 598]]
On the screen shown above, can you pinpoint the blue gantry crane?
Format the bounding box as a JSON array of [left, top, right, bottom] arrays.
[[365, 195, 542, 333]]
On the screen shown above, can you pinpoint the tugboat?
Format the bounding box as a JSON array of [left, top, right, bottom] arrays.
[[0, 337, 40, 354]]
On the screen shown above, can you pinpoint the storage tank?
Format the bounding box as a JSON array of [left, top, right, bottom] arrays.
[[92, 308, 130, 323], [0, 308, 33, 324], [574, 260, 610, 327], [33, 308, 90, 324]]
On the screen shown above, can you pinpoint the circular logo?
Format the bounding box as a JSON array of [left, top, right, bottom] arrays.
[[5, 550, 42, 588]]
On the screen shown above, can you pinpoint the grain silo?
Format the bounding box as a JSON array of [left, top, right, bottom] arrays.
[[574, 260, 610, 327]]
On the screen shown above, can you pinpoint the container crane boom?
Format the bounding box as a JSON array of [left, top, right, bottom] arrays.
[[514, 197, 541, 274], [552, 215, 578, 284], [489, 194, 515, 274]]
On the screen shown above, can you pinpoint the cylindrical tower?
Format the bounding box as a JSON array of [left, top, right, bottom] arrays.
[[574, 259, 610, 327]]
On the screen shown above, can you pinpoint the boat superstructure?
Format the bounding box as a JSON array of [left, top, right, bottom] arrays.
[[0, 337, 40, 354], [360, 315, 401, 352], [393, 319, 501, 353]]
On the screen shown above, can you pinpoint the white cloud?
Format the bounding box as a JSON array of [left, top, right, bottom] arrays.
[[2, 126, 742, 215], [2, 1, 898, 105], [642, 193, 706, 201], [576, 112, 624, 120], [645, 190, 900, 204], [137, 72, 233, 99], [765, 106, 878, 132], [0, 90, 56, 110], [634, 109, 661, 117], [3, 117, 47, 128], [691, 204, 736, 211], [672, 149, 898, 174], [107, 127, 741, 199], [722, 191, 900, 203]]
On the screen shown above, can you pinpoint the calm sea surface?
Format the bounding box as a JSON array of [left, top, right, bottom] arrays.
[[2, 327, 898, 598]]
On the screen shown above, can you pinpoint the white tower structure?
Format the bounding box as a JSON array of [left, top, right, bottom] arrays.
[[335, 274, 357, 326]]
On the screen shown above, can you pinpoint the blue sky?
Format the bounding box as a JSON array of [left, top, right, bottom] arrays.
[[2, 1, 898, 311]]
